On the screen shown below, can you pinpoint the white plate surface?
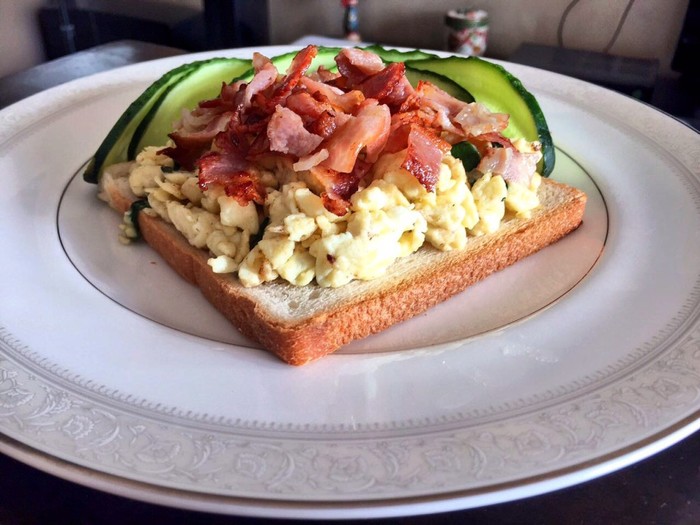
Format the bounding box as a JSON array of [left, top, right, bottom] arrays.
[[1, 46, 699, 519]]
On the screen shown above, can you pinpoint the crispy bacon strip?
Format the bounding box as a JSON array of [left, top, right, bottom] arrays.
[[197, 134, 266, 205], [265, 45, 317, 110], [455, 102, 509, 137], [320, 100, 390, 173], [242, 62, 278, 109], [160, 82, 245, 169], [402, 126, 451, 191], [196, 81, 245, 111], [383, 111, 427, 153], [335, 47, 385, 87], [284, 90, 352, 136], [160, 112, 231, 170], [307, 111, 339, 140], [299, 76, 365, 114], [477, 146, 541, 185], [474, 131, 514, 149], [313, 65, 341, 83], [267, 105, 323, 157], [400, 80, 466, 136], [401, 81, 509, 143], [252, 51, 272, 71], [358, 62, 414, 108], [321, 192, 351, 216], [314, 158, 373, 215]]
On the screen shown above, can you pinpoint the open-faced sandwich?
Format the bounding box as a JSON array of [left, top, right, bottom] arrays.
[[84, 45, 587, 365]]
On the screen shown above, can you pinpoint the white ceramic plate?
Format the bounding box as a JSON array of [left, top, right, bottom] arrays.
[[1, 46, 699, 519]]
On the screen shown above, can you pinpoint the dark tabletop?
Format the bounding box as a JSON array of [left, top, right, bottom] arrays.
[[1, 40, 699, 525]]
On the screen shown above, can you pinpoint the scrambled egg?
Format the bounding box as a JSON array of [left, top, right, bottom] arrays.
[[124, 143, 542, 288]]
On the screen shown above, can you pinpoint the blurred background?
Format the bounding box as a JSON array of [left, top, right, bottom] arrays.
[[0, 0, 698, 128]]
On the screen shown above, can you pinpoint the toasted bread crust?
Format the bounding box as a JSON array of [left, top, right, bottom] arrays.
[[104, 177, 586, 365]]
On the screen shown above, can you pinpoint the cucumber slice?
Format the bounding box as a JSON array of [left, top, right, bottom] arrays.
[[361, 44, 438, 63], [83, 62, 196, 183], [84, 57, 252, 183], [129, 57, 251, 159], [451, 141, 481, 171], [406, 56, 555, 177], [404, 65, 474, 103]]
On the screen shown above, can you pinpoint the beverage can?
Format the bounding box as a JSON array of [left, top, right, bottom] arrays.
[[445, 8, 489, 56]]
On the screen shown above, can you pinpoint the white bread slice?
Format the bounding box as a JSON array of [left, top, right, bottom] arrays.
[[100, 170, 586, 365]]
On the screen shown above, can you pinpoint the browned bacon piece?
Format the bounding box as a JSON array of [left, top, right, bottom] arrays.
[[358, 62, 414, 109], [265, 45, 318, 110], [314, 158, 373, 215], [334, 47, 385, 86], [160, 81, 247, 170], [314, 65, 341, 83], [472, 131, 513, 149], [267, 105, 323, 157], [197, 134, 266, 205], [196, 81, 245, 111], [454, 102, 509, 137], [477, 146, 540, 185], [241, 62, 278, 109], [284, 91, 348, 137], [159, 112, 231, 171], [402, 81, 509, 142], [299, 76, 365, 114], [320, 100, 390, 173], [402, 125, 451, 191], [383, 110, 429, 153]]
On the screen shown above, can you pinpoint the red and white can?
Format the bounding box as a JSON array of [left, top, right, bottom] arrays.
[[445, 8, 489, 56]]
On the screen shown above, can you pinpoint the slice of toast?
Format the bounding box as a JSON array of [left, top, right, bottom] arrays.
[[100, 170, 587, 365]]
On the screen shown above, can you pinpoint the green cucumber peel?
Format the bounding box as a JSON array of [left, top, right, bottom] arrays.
[[128, 198, 151, 238], [361, 44, 438, 63], [451, 141, 481, 171], [404, 65, 474, 103]]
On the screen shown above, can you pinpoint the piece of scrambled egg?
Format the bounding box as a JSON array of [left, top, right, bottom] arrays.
[[122, 144, 541, 288]]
